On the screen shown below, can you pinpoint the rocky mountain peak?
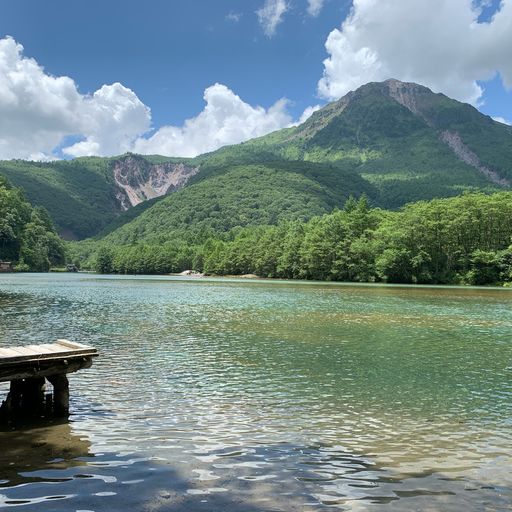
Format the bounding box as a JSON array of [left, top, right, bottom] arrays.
[[298, 79, 435, 135]]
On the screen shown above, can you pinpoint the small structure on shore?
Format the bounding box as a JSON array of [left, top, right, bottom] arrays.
[[0, 340, 98, 422], [0, 261, 13, 272], [178, 270, 204, 277], [66, 263, 78, 272]]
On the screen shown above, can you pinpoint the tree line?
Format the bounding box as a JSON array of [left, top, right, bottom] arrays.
[[83, 192, 512, 286]]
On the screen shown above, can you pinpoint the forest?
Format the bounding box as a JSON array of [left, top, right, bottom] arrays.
[[0, 176, 65, 271], [72, 191, 512, 286]]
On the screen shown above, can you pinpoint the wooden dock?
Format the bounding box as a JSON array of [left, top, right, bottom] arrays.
[[0, 340, 98, 421]]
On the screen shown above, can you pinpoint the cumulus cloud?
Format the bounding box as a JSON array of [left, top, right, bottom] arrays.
[[307, 0, 325, 17], [256, 0, 288, 37], [318, 0, 512, 105], [0, 36, 314, 160], [63, 83, 150, 157], [293, 104, 322, 126], [133, 83, 295, 157], [0, 37, 82, 160], [0, 36, 150, 160]]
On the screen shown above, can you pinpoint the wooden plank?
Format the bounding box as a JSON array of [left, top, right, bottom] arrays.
[[3, 347, 35, 356], [8, 346, 41, 356], [23, 345, 58, 355], [0, 348, 23, 358], [41, 344, 98, 357], [0, 340, 98, 366], [0, 346, 48, 357], [0, 350, 97, 364], [0, 341, 95, 356], [56, 339, 95, 350], [38, 343, 66, 353]]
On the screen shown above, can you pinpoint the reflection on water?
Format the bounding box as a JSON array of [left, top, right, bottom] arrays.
[[0, 273, 511, 511], [0, 421, 91, 488]]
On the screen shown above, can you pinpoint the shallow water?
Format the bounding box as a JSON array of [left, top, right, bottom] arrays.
[[0, 273, 511, 511]]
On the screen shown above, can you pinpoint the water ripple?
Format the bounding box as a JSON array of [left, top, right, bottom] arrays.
[[0, 274, 511, 511]]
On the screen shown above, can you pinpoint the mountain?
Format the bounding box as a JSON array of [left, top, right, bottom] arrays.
[[0, 154, 199, 239], [1, 79, 511, 243], [99, 160, 377, 245], [98, 79, 511, 246], [236, 79, 511, 207]]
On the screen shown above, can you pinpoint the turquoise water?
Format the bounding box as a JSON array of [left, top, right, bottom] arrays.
[[0, 273, 511, 511]]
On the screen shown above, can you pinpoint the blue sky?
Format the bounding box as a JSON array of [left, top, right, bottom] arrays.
[[0, 0, 511, 159], [0, 0, 352, 125]]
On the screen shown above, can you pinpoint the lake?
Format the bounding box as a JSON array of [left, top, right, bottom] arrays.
[[0, 273, 511, 511]]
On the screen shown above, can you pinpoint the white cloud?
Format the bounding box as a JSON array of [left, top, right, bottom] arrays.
[[256, 0, 289, 37], [492, 116, 512, 125], [63, 83, 150, 157], [307, 0, 325, 17], [0, 36, 150, 160], [133, 83, 295, 157], [226, 12, 242, 22], [0, 37, 82, 160], [293, 104, 322, 126], [0, 36, 312, 161], [318, 0, 512, 105]]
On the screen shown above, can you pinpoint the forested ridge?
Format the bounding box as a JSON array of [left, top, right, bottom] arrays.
[[2, 79, 511, 243], [71, 191, 512, 286], [3, 79, 512, 284], [0, 154, 189, 239], [98, 162, 377, 245]]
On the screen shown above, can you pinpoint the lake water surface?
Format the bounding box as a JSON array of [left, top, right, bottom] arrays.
[[0, 273, 511, 511]]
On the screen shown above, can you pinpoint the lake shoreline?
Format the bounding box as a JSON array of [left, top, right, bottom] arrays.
[[38, 269, 512, 290], [165, 270, 512, 289]]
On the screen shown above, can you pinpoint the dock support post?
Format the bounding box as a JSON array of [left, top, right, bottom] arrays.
[[0, 378, 46, 419], [47, 373, 70, 417], [21, 377, 46, 415], [1, 340, 97, 423]]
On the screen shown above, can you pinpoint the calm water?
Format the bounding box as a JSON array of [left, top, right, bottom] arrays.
[[0, 273, 511, 511]]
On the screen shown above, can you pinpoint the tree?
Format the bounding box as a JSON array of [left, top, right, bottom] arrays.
[[466, 250, 500, 285], [95, 246, 114, 274]]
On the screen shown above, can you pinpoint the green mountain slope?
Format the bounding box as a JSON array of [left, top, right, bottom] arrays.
[[0, 157, 119, 240], [2, 79, 511, 244], [100, 79, 511, 246], [103, 161, 376, 245], [0, 155, 198, 240], [236, 80, 510, 207]]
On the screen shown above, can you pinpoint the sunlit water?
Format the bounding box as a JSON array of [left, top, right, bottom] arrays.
[[0, 273, 511, 511]]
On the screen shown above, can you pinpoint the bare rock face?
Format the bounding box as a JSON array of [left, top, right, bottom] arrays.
[[440, 130, 510, 187], [384, 79, 427, 118], [112, 155, 200, 210]]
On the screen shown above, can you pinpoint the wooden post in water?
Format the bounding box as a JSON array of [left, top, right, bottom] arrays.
[[0, 340, 97, 423], [1, 378, 46, 419], [47, 373, 70, 417]]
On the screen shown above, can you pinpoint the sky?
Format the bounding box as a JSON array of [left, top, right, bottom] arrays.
[[0, 0, 511, 160]]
